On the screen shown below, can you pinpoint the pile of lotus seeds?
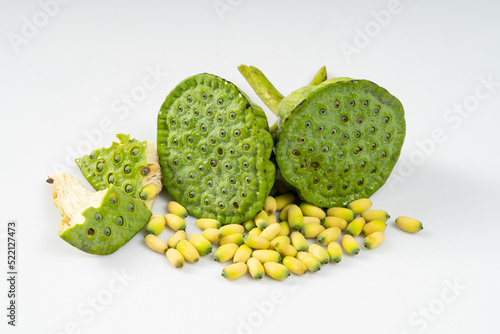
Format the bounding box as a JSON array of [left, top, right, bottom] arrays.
[[144, 195, 423, 280]]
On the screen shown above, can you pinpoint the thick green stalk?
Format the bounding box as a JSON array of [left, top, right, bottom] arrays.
[[238, 65, 284, 116], [309, 66, 327, 86]]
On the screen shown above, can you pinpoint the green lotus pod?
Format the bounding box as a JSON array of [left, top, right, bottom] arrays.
[[239, 65, 406, 207], [48, 173, 152, 255], [157, 73, 276, 225], [75, 134, 162, 209]]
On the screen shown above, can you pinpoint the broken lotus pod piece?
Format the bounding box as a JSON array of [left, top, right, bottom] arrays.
[[48, 173, 152, 255], [75, 134, 162, 209], [239, 65, 406, 207], [157, 73, 276, 225]]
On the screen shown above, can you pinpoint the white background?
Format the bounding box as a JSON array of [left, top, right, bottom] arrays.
[[1, 0, 499, 333]]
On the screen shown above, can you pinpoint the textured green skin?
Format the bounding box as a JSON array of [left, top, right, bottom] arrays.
[[75, 134, 148, 199], [59, 185, 152, 255], [276, 79, 405, 207], [157, 73, 275, 225]]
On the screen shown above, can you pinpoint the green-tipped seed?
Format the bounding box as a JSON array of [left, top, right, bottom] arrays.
[[342, 234, 360, 256], [244, 234, 270, 250], [189, 233, 213, 255], [347, 198, 372, 215], [259, 223, 281, 241], [248, 227, 262, 236], [275, 242, 297, 257], [166, 248, 185, 268], [165, 214, 186, 231], [264, 196, 277, 214], [243, 219, 256, 231], [247, 257, 265, 279], [308, 244, 330, 264], [362, 219, 387, 236], [196, 218, 221, 230], [220, 224, 245, 237], [362, 210, 390, 222], [301, 223, 325, 238], [252, 250, 281, 263], [146, 214, 165, 236], [296, 251, 321, 272], [222, 263, 248, 280], [145, 234, 168, 254], [167, 230, 187, 249], [139, 183, 159, 201], [288, 204, 304, 230], [176, 240, 200, 263], [167, 201, 188, 218], [233, 244, 253, 263], [214, 243, 239, 263], [282, 256, 307, 275], [323, 216, 348, 230], [317, 227, 341, 245], [202, 228, 223, 243], [326, 207, 355, 223], [327, 242, 342, 263], [299, 202, 326, 220], [290, 231, 308, 252], [346, 217, 366, 237], [219, 233, 244, 246], [364, 231, 385, 249], [275, 194, 295, 211], [254, 210, 270, 229], [263, 262, 290, 281], [269, 235, 290, 250]]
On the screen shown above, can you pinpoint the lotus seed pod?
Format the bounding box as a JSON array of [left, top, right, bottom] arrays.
[[243, 219, 256, 231], [301, 223, 325, 238], [362, 210, 390, 222], [157, 73, 276, 225], [275, 194, 295, 211], [219, 234, 244, 246], [346, 217, 366, 237], [145, 234, 168, 254], [342, 234, 360, 256], [282, 256, 307, 276], [244, 234, 270, 250], [49, 173, 152, 255], [167, 201, 188, 218], [290, 231, 308, 252], [269, 235, 291, 250], [248, 227, 262, 236], [254, 210, 270, 229], [189, 233, 213, 256], [202, 228, 223, 243], [326, 207, 355, 223], [176, 240, 200, 263], [167, 230, 187, 249], [75, 134, 162, 209], [279, 203, 293, 222], [275, 242, 298, 258], [247, 257, 265, 279], [327, 241, 342, 263], [362, 219, 387, 236], [308, 244, 329, 264], [296, 251, 321, 272], [317, 227, 341, 245], [395, 216, 423, 233], [146, 214, 165, 236], [239, 66, 406, 207], [259, 223, 281, 241], [264, 196, 277, 214], [165, 214, 186, 231], [364, 231, 385, 249], [222, 263, 248, 280], [288, 205, 304, 230], [166, 248, 185, 268], [278, 221, 291, 236], [322, 216, 348, 230], [268, 214, 277, 225], [214, 243, 239, 263], [303, 216, 321, 225], [220, 224, 245, 237], [299, 203, 326, 220], [233, 244, 253, 263], [196, 218, 221, 230], [264, 262, 290, 281], [252, 250, 281, 263], [347, 198, 372, 215]]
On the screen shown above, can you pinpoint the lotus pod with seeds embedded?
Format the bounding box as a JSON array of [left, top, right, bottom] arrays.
[[157, 73, 276, 225], [75, 134, 162, 209], [239, 65, 406, 207], [48, 173, 152, 255]]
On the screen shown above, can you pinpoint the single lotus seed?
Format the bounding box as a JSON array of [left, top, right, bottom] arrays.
[[217, 116, 223, 123], [170, 118, 177, 126], [109, 193, 117, 204], [200, 145, 207, 153], [342, 182, 349, 190], [362, 100, 369, 108], [370, 166, 377, 173], [115, 216, 124, 226], [210, 160, 217, 167], [173, 159, 179, 166], [241, 191, 247, 198], [220, 130, 226, 137], [229, 112, 236, 120], [207, 109, 213, 116], [234, 129, 241, 137], [242, 161, 249, 168], [198, 164, 205, 172], [334, 99, 340, 108], [245, 177, 251, 184], [96, 161, 104, 173], [337, 150, 345, 159], [194, 109, 200, 116], [340, 115, 348, 123], [357, 178, 364, 186], [308, 146, 315, 153], [218, 202, 225, 209], [94, 212, 103, 222], [327, 183, 334, 190], [370, 143, 377, 150], [201, 124, 207, 132], [384, 133, 391, 141], [311, 161, 319, 168], [313, 177, 320, 184], [356, 116, 363, 124], [343, 165, 350, 173], [172, 138, 179, 146], [221, 188, 228, 195], [229, 177, 236, 184], [382, 116, 390, 124], [331, 128, 338, 135], [207, 180, 213, 187], [186, 154, 193, 161], [380, 151, 387, 158], [125, 184, 133, 193], [317, 126, 324, 132], [218, 98, 224, 105], [359, 160, 367, 169], [321, 146, 329, 153], [108, 174, 115, 184], [103, 227, 111, 237], [177, 177, 183, 184], [178, 105, 183, 112], [224, 163, 232, 170], [189, 191, 196, 198], [201, 92, 207, 100], [305, 121, 311, 128], [187, 136, 193, 144], [139, 191, 147, 200], [130, 147, 140, 157], [204, 198, 211, 206], [189, 172, 195, 179], [354, 146, 362, 154], [183, 120, 190, 127], [89, 151, 96, 160], [319, 108, 327, 116], [187, 95, 193, 103], [369, 127, 376, 135], [342, 133, 349, 141], [292, 150, 300, 156], [297, 136, 305, 143], [124, 165, 132, 174], [372, 109, 380, 117], [327, 167, 334, 173], [354, 131, 361, 138], [348, 100, 355, 108], [127, 203, 135, 212], [141, 167, 150, 176], [229, 148, 235, 155], [242, 144, 250, 151]]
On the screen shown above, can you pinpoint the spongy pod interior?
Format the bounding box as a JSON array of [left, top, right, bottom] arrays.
[[50, 173, 152, 255], [157, 73, 275, 225]]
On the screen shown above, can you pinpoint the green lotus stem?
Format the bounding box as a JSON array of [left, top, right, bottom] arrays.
[[238, 65, 284, 116], [309, 66, 327, 86]]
